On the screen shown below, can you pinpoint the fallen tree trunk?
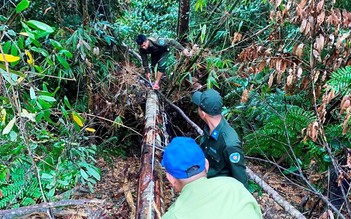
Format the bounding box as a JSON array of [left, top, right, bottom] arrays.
[[246, 168, 306, 219], [136, 90, 166, 219], [0, 199, 104, 219]]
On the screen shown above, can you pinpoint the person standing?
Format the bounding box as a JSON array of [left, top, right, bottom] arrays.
[[192, 89, 249, 188], [161, 137, 262, 219], [135, 34, 190, 90]]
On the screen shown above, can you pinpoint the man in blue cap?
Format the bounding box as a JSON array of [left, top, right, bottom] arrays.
[[161, 137, 262, 219], [135, 34, 191, 90], [192, 89, 248, 188]]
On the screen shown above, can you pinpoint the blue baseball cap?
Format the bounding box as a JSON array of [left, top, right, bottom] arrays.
[[161, 137, 205, 179]]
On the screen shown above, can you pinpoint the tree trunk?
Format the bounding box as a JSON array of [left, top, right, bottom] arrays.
[[136, 91, 166, 219], [177, 0, 190, 44]]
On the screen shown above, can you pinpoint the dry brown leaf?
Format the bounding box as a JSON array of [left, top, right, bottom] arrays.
[[315, 35, 325, 53], [232, 32, 242, 45], [317, 11, 325, 27], [319, 210, 334, 219], [297, 0, 307, 10], [295, 43, 304, 58], [276, 59, 282, 72], [241, 89, 249, 103], [316, 0, 324, 12], [281, 60, 287, 72], [300, 19, 307, 33], [258, 61, 266, 72], [297, 67, 303, 78], [268, 73, 274, 88], [270, 10, 275, 21], [342, 113, 350, 135], [286, 74, 294, 86], [347, 149, 351, 169], [304, 21, 311, 36], [275, 0, 282, 8], [336, 32, 350, 49], [312, 50, 321, 63]]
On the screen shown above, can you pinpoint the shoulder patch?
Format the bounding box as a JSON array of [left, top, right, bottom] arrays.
[[229, 152, 240, 163], [158, 39, 165, 46]]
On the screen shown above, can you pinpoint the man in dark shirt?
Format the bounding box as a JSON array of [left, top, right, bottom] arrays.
[[135, 34, 190, 90], [192, 89, 248, 188]]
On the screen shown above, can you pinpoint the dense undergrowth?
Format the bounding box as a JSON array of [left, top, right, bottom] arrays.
[[0, 0, 351, 217]]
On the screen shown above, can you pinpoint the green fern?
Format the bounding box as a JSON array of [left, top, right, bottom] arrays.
[[326, 66, 351, 95], [0, 164, 44, 209], [244, 105, 315, 163]]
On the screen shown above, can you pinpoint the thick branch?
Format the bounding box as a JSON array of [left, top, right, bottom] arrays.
[[246, 168, 306, 219], [0, 199, 104, 219]]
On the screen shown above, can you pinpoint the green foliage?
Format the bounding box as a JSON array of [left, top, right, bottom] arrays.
[[326, 66, 351, 95], [0, 161, 42, 209], [0, 2, 102, 210]]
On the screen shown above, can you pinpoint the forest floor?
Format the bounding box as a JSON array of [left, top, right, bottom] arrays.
[[76, 156, 325, 219]]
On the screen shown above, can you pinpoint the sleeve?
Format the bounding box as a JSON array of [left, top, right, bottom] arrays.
[[139, 49, 150, 73], [223, 146, 248, 188], [163, 38, 185, 52]]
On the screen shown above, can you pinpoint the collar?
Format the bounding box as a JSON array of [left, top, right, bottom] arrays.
[[204, 118, 225, 140]]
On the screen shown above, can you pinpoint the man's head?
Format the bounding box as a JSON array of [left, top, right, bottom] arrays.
[[135, 34, 149, 50], [192, 89, 223, 116], [162, 137, 206, 191]]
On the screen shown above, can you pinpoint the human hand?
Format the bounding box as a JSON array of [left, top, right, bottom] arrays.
[[182, 49, 191, 57]]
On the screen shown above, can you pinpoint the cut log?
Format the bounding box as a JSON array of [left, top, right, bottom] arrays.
[[136, 91, 165, 219]]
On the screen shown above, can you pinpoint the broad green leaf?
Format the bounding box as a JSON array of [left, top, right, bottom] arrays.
[[27, 20, 54, 33], [3, 41, 11, 53], [30, 87, 36, 100], [87, 166, 100, 180], [0, 64, 25, 77], [16, 0, 30, 13], [64, 96, 72, 109], [2, 117, 16, 135], [61, 106, 68, 119], [41, 173, 54, 179], [59, 50, 73, 58], [38, 95, 56, 102], [80, 169, 88, 180], [50, 39, 63, 50], [56, 55, 70, 69]]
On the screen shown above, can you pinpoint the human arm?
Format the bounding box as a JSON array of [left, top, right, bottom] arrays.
[[223, 146, 248, 188], [162, 38, 191, 57], [139, 50, 150, 78]]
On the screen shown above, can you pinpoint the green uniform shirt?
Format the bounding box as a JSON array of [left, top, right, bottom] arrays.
[[161, 177, 262, 219], [139, 37, 185, 74], [201, 118, 248, 188]]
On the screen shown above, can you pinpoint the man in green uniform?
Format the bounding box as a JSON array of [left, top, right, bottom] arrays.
[[192, 89, 248, 188], [161, 137, 262, 219], [135, 34, 190, 90]]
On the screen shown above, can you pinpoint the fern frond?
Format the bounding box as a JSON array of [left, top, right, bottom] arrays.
[[327, 66, 351, 95]]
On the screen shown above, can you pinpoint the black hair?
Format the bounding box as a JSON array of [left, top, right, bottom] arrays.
[[135, 34, 147, 45]]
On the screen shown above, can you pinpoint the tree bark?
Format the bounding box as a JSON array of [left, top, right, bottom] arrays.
[[177, 0, 190, 44], [136, 91, 165, 219]]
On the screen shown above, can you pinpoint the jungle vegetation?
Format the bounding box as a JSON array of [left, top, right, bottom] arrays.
[[0, 0, 350, 217]]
